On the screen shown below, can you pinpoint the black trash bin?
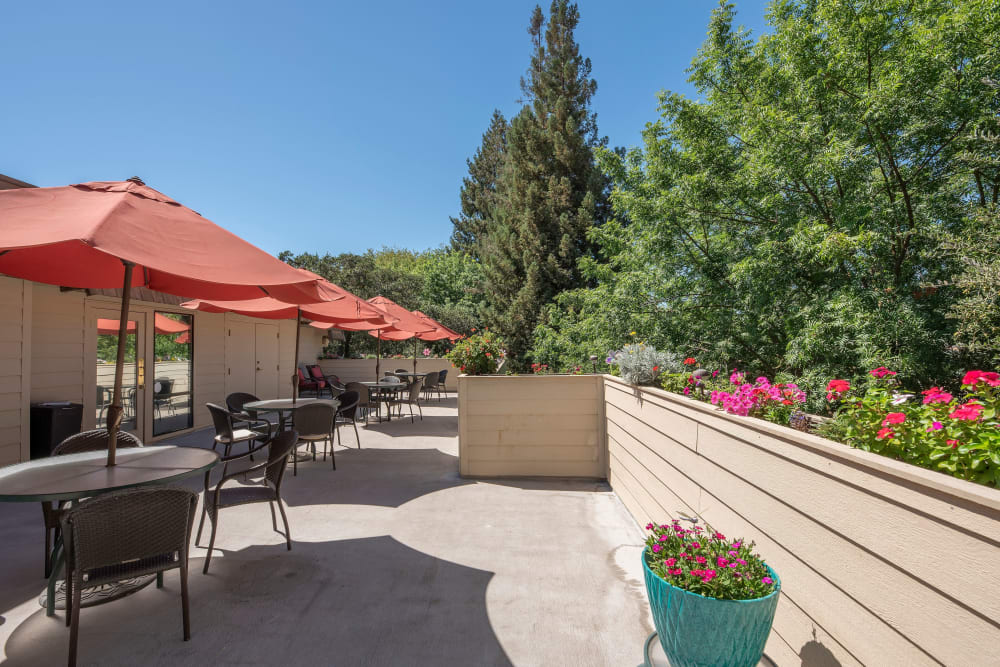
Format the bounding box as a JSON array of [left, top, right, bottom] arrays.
[[30, 402, 84, 459]]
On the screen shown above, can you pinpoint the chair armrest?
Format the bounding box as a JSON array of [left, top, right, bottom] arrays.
[[218, 438, 271, 464]]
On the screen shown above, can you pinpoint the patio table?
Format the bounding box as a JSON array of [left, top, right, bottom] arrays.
[[360, 381, 405, 422], [0, 445, 219, 616], [242, 397, 340, 431], [392, 372, 428, 381]]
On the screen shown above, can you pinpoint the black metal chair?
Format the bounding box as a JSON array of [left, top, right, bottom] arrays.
[[389, 379, 424, 423], [196, 430, 297, 574], [292, 402, 337, 472], [334, 390, 361, 449], [438, 369, 449, 397], [345, 382, 372, 423], [152, 377, 175, 417], [62, 486, 198, 667], [225, 392, 275, 438], [206, 403, 268, 459], [41, 429, 143, 578], [422, 371, 440, 401]]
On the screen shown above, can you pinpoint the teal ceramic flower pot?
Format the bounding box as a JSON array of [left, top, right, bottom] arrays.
[[642, 549, 780, 667]]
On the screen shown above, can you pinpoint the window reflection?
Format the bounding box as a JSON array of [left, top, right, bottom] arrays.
[[153, 312, 194, 436]]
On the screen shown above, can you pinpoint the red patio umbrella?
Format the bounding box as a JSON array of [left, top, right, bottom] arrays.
[[407, 311, 462, 372], [0, 178, 335, 465], [363, 297, 436, 380]]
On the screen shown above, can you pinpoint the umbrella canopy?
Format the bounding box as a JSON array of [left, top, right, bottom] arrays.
[[363, 297, 437, 380], [412, 311, 463, 342], [0, 179, 336, 465], [97, 313, 191, 335]]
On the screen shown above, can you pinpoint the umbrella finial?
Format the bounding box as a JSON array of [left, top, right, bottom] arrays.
[[126, 176, 145, 186]]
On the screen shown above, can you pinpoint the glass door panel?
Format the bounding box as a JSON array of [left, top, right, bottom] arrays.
[[153, 312, 194, 436], [95, 315, 142, 436]]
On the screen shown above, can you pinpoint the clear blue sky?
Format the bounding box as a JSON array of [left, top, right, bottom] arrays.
[[1, 0, 769, 256]]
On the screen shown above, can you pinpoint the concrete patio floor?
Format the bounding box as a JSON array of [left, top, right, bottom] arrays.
[[0, 396, 652, 666]]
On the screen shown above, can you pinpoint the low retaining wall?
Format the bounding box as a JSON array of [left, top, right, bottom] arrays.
[[316, 358, 458, 386], [602, 376, 1000, 666], [455, 373, 1000, 665], [457, 374, 605, 478]]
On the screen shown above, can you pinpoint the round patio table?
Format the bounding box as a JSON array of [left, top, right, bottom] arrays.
[[392, 372, 428, 381], [0, 445, 220, 615], [361, 381, 405, 422], [243, 398, 340, 473]]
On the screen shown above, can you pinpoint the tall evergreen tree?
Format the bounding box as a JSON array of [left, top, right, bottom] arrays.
[[450, 110, 507, 258], [481, 0, 607, 365]]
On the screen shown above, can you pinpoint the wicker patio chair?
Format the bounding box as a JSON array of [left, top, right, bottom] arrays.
[[196, 430, 297, 574], [388, 379, 424, 423], [292, 402, 337, 472], [345, 382, 372, 422], [41, 429, 143, 578], [61, 486, 198, 667], [394, 368, 408, 374], [437, 369, 449, 397], [334, 390, 361, 449], [206, 403, 268, 459], [225, 392, 275, 438], [422, 371, 440, 401]]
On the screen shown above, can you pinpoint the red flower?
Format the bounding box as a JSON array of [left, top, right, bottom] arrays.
[[962, 370, 1000, 387], [876, 427, 895, 440], [782, 399, 793, 406], [882, 412, 906, 426], [652, 366, 659, 373], [949, 402, 985, 421], [683, 357, 697, 366], [870, 366, 897, 379], [947, 439, 960, 449], [826, 379, 850, 393]]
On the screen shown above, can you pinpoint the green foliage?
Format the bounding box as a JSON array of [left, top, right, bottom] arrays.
[[533, 0, 1000, 390], [446, 332, 506, 375], [451, 110, 507, 258], [279, 247, 485, 358], [476, 1, 609, 367], [609, 343, 679, 386], [828, 370, 1000, 487]]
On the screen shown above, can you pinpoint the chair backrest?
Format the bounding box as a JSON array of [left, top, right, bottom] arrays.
[[96, 385, 108, 405], [345, 382, 370, 406], [226, 392, 260, 414], [152, 378, 174, 399], [307, 365, 325, 380], [62, 487, 197, 575], [438, 369, 448, 384], [423, 371, 440, 388], [336, 391, 360, 418], [383, 375, 402, 384], [206, 403, 235, 440], [266, 430, 298, 489], [297, 367, 309, 382], [395, 368, 408, 374], [406, 379, 422, 403], [52, 429, 143, 456], [293, 403, 335, 439]]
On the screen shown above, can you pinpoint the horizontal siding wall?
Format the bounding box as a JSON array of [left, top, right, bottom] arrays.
[[603, 376, 1000, 667], [458, 375, 605, 478], [318, 358, 459, 385], [0, 278, 26, 465], [31, 285, 85, 404]]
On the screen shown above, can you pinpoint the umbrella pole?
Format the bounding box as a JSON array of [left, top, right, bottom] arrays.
[[413, 338, 418, 374], [375, 330, 381, 381], [106, 261, 135, 467], [292, 308, 301, 404]]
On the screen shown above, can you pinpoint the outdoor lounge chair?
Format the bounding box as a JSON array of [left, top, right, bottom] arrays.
[[41, 429, 144, 578], [297, 367, 322, 397], [62, 486, 198, 667], [196, 429, 296, 574], [307, 365, 343, 397], [388, 379, 424, 423], [293, 402, 337, 472]]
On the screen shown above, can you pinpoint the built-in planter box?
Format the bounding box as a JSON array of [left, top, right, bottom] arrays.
[[457, 374, 606, 478], [317, 358, 458, 385], [603, 375, 1000, 667]]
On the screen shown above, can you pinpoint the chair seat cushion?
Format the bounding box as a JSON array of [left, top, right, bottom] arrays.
[[217, 485, 277, 508], [215, 429, 265, 444]]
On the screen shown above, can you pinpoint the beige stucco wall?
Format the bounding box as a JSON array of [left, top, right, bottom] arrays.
[[603, 375, 1000, 666], [457, 374, 605, 478], [318, 358, 459, 385]]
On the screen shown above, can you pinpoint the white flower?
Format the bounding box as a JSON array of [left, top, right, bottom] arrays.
[[890, 393, 914, 405]]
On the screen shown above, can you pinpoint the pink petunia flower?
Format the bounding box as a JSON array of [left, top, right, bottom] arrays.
[[876, 427, 895, 440], [883, 412, 906, 425], [926, 421, 943, 432]]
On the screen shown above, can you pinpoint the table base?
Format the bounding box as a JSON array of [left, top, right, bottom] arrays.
[[39, 575, 157, 611]]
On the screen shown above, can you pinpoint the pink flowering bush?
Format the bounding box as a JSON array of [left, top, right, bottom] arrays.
[[709, 373, 807, 424], [644, 519, 776, 601], [831, 368, 1000, 486]]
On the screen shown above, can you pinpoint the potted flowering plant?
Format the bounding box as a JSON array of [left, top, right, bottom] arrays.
[[643, 518, 780, 667], [446, 332, 506, 375]]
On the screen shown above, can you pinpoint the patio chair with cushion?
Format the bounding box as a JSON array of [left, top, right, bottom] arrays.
[[334, 390, 361, 448], [297, 367, 322, 397], [388, 379, 424, 423], [225, 392, 275, 439], [41, 429, 144, 578], [196, 429, 297, 574], [307, 365, 342, 397], [422, 371, 440, 402], [292, 402, 337, 472], [62, 486, 198, 667], [206, 403, 268, 461], [345, 382, 372, 422]]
